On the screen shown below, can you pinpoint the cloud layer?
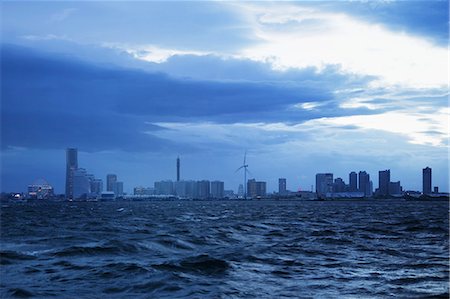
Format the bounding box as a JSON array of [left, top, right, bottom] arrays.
[[1, 1, 448, 193]]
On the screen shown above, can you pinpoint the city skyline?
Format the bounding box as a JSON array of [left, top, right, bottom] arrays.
[[1, 1, 448, 194], [11, 148, 447, 197]]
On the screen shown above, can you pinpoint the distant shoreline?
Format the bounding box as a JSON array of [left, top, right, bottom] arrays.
[[1, 197, 448, 204]]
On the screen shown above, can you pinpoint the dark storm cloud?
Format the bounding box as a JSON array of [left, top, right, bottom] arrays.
[[1, 44, 377, 152]]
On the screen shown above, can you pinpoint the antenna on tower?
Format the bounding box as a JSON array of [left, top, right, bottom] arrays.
[[235, 151, 250, 200]]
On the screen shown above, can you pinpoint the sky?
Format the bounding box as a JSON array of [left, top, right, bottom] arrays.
[[1, 0, 449, 194]]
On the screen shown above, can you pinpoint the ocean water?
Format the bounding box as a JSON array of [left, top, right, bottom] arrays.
[[1, 200, 448, 298]]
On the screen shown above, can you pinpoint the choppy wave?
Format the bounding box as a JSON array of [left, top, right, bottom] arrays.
[[1, 200, 448, 298]]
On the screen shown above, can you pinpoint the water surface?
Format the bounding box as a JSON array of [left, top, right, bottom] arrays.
[[1, 200, 448, 298]]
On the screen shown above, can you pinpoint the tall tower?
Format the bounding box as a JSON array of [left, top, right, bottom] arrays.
[[349, 171, 357, 192], [278, 178, 287, 195], [176, 156, 180, 182], [422, 167, 432, 195], [358, 171, 370, 197], [65, 148, 78, 200], [378, 169, 390, 196]]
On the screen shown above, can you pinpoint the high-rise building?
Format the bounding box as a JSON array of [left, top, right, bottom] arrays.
[[211, 181, 224, 199], [154, 180, 174, 195], [247, 179, 266, 198], [278, 178, 287, 195], [359, 171, 371, 196], [114, 182, 124, 197], [73, 168, 91, 199], [349, 171, 357, 192], [197, 180, 210, 199], [378, 169, 390, 196], [174, 180, 186, 197], [389, 181, 402, 195], [333, 178, 346, 193], [185, 180, 197, 198], [106, 174, 117, 193], [422, 167, 432, 195], [176, 157, 180, 182], [90, 178, 103, 197], [315, 173, 333, 196], [65, 148, 78, 200]]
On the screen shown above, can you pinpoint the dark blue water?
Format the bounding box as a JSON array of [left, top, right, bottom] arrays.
[[1, 200, 448, 298]]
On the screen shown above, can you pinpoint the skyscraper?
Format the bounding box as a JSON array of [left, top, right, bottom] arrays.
[[315, 173, 333, 196], [176, 156, 180, 182], [422, 167, 432, 194], [278, 178, 287, 195], [114, 181, 124, 197], [65, 148, 78, 200], [106, 174, 117, 193], [154, 180, 174, 195], [185, 180, 196, 198], [174, 180, 187, 197], [211, 181, 224, 199], [197, 180, 211, 199], [359, 171, 370, 196], [378, 169, 390, 196], [247, 179, 266, 198], [349, 171, 357, 192]]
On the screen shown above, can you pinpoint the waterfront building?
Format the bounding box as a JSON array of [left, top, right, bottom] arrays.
[[247, 179, 266, 198], [185, 180, 197, 198], [154, 180, 174, 195], [73, 168, 91, 199], [134, 186, 154, 195], [197, 180, 211, 199], [278, 178, 287, 195], [358, 171, 371, 197], [28, 178, 54, 199], [315, 173, 333, 196], [389, 181, 402, 196], [106, 174, 117, 193], [423, 167, 432, 195], [378, 169, 391, 196], [65, 148, 78, 200], [90, 178, 103, 197], [100, 191, 115, 201], [333, 178, 346, 193], [211, 181, 224, 199], [174, 180, 187, 197], [114, 181, 124, 197], [349, 171, 357, 192], [433, 186, 439, 193]]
